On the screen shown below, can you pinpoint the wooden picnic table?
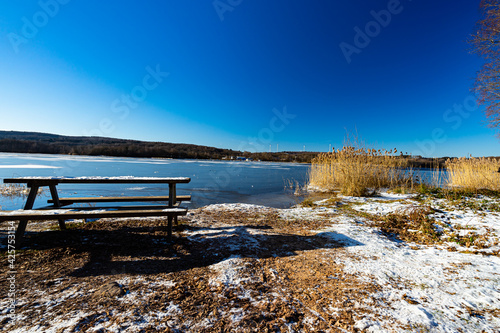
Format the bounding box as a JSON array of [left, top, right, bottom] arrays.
[[1, 176, 191, 243]]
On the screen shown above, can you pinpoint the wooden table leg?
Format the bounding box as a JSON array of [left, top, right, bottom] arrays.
[[23, 185, 39, 210], [17, 184, 40, 245], [167, 215, 173, 242], [169, 183, 178, 228], [168, 184, 176, 207], [15, 219, 28, 242], [49, 185, 66, 230]]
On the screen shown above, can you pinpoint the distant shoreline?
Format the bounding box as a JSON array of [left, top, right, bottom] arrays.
[[0, 130, 316, 163], [1, 130, 498, 167], [3, 149, 497, 170]]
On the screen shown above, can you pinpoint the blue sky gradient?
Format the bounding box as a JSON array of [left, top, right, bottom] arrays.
[[0, 0, 498, 157]]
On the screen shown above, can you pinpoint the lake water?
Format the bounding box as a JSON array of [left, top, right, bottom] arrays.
[[0, 153, 310, 210]]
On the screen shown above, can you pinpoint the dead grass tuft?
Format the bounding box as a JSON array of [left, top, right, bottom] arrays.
[[371, 205, 443, 245]]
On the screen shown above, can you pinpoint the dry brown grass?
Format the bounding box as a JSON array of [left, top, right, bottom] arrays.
[[309, 144, 415, 196], [0, 183, 43, 199], [445, 156, 500, 192], [371, 205, 443, 245]]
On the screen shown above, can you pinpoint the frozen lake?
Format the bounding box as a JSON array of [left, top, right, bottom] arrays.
[[0, 153, 310, 210]]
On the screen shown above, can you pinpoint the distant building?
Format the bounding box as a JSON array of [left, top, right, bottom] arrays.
[[236, 156, 253, 161]]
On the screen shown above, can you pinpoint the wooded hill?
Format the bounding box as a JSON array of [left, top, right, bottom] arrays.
[[2, 131, 494, 166], [0, 131, 317, 162]]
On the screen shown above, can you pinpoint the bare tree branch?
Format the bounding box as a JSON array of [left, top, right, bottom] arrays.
[[469, 0, 500, 135]]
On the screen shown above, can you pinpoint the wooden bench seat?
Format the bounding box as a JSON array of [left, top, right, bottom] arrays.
[[0, 207, 187, 222], [47, 195, 191, 205], [0, 207, 187, 221], [0, 207, 187, 243]]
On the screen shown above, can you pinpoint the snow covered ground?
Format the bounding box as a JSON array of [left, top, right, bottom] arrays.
[[320, 206, 500, 331], [1, 190, 499, 332], [199, 192, 500, 331]]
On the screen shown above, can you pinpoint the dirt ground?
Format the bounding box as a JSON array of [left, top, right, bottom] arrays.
[[0, 207, 384, 332]]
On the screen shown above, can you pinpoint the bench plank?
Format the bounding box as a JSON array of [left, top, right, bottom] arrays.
[[0, 207, 187, 221], [47, 195, 191, 204]]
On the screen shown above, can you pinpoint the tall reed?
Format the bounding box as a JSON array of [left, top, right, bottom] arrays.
[[309, 145, 414, 196], [445, 156, 500, 191]]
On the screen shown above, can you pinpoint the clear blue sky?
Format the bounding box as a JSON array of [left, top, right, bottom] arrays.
[[0, 0, 498, 157]]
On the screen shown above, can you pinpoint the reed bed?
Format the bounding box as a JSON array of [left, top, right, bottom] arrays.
[[309, 146, 415, 196], [445, 156, 500, 192]]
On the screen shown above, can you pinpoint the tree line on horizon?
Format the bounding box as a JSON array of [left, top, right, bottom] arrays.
[[2, 131, 496, 167], [0, 131, 500, 169], [0, 131, 318, 163]]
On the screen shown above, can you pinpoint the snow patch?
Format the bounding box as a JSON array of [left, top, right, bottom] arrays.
[[0, 164, 61, 169], [209, 256, 249, 287]]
